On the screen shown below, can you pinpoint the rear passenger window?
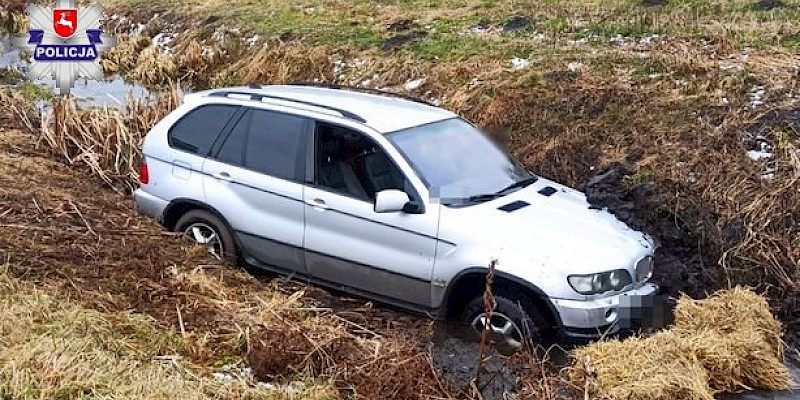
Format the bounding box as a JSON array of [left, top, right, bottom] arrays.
[[168, 104, 239, 155], [245, 110, 305, 180], [215, 108, 306, 181]]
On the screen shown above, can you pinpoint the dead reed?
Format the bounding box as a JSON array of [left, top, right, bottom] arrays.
[[38, 85, 180, 191], [569, 288, 790, 400]]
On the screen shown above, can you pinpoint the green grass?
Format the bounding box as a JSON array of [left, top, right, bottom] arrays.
[[18, 81, 53, 102]]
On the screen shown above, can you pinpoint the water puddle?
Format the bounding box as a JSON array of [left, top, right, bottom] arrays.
[[1, 35, 151, 107]]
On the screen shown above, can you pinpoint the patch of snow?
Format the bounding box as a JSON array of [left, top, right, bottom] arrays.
[[404, 78, 426, 91], [333, 59, 346, 78], [568, 37, 590, 45], [571, 19, 587, 29], [131, 23, 146, 36], [151, 33, 173, 48], [213, 372, 234, 381], [460, 24, 499, 36], [258, 382, 278, 390], [359, 74, 379, 88], [212, 363, 254, 382], [609, 34, 626, 45], [719, 62, 743, 72], [747, 149, 773, 161], [202, 45, 215, 58], [567, 61, 583, 72], [638, 34, 660, 46], [212, 26, 240, 42], [750, 85, 766, 108], [244, 35, 261, 47], [509, 57, 532, 70], [760, 168, 775, 180]]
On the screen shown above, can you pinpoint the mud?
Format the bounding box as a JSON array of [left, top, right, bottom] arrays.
[[580, 163, 722, 300], [380, 31, 427, 51], [502, 16, 532, 33], [430, 322, 521, 399], [640, 0, 669, 7], [752, 0, 787, 11]]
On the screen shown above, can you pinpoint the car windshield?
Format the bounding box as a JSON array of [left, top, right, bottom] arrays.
[[387, 118, 535, 206]]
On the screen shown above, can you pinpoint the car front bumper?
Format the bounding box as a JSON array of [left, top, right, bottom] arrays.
[[551, 282, 662, 339], [133, 189, 168, 223]]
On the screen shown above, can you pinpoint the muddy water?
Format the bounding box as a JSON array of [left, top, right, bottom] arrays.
[[1, 35, 150, 107]]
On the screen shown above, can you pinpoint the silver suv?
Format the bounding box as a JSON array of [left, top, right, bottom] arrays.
[[135, 84, 658, 352]]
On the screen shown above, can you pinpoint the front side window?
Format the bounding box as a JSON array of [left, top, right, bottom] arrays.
[[168, 104, 239, 155], [215, 108, 306, 181], [387, 118, 534, 206], [315, 122, 407, 202]]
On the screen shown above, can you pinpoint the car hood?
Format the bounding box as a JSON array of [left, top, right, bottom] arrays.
[[436, 177, 655, 280]]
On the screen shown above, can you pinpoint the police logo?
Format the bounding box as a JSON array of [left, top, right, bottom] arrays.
[[12, 0, 117, 94]]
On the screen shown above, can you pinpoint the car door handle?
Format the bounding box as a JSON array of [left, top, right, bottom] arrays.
[[214, 172, 234, 182], [305, 198, 329, 210]]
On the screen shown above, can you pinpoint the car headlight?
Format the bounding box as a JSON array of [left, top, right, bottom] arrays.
[[568, 269, 633, 295]]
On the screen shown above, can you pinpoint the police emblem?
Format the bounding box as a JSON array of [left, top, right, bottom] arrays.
[[12, 0, 117, 94]]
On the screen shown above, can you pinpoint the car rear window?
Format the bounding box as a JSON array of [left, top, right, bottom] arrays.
[[168, 104, 239, 155]]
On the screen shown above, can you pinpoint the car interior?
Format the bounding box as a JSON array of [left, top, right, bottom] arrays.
[[316, 122, 407, 202]]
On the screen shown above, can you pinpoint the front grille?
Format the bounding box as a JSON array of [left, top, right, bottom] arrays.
[[635, 256, 654, 282]]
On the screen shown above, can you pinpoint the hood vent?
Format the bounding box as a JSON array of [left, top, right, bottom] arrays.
[[498, 200, 530, 212], [538, 186, 557, 197]]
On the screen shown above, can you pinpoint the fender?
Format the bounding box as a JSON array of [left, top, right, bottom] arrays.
[[441, 267, 563, 328], [163, 198, 227, 228]]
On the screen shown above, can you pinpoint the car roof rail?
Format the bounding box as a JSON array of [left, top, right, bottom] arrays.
[[208, 90, 367, 123], [288, 81, 435, 107]]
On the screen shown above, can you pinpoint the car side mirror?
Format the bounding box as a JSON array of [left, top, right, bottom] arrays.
[[374, 189, 411, 213]]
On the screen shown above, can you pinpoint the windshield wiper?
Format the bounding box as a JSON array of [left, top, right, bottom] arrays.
[[495, 176, 538, 195], [462, 177, 539, 205]]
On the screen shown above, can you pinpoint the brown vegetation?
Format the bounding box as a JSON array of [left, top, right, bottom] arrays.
[[569, 288, 789, 400], [0, 128, 466, 399]]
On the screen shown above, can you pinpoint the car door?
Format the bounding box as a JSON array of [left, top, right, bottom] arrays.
[[302, 121, 439, 308], [203, 107, 311, 273], [154, 103, 241, 206]]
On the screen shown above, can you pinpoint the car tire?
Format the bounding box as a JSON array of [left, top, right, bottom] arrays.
[[461, 291, 551, 356], [175, 209, 237, 263]]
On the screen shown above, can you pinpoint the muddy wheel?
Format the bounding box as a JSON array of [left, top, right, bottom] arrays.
[[461, 293, 549, 356], [175, 209, 237, 262]]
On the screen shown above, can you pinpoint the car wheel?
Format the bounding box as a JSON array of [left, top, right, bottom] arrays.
[[461, 293, 549, 356], [175, 209, 237, 262]]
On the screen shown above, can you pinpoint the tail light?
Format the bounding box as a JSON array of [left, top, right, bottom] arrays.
[[138, 160, 149, 185]]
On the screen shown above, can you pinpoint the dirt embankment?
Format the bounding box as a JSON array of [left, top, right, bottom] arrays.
[[0, 124, 570, 399]]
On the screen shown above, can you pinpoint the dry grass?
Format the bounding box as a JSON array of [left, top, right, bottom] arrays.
[[0, 127, 458, 400], [38, 86, 180, 191], [0, 263, 339, 400], [569, 288, 790, 400]]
